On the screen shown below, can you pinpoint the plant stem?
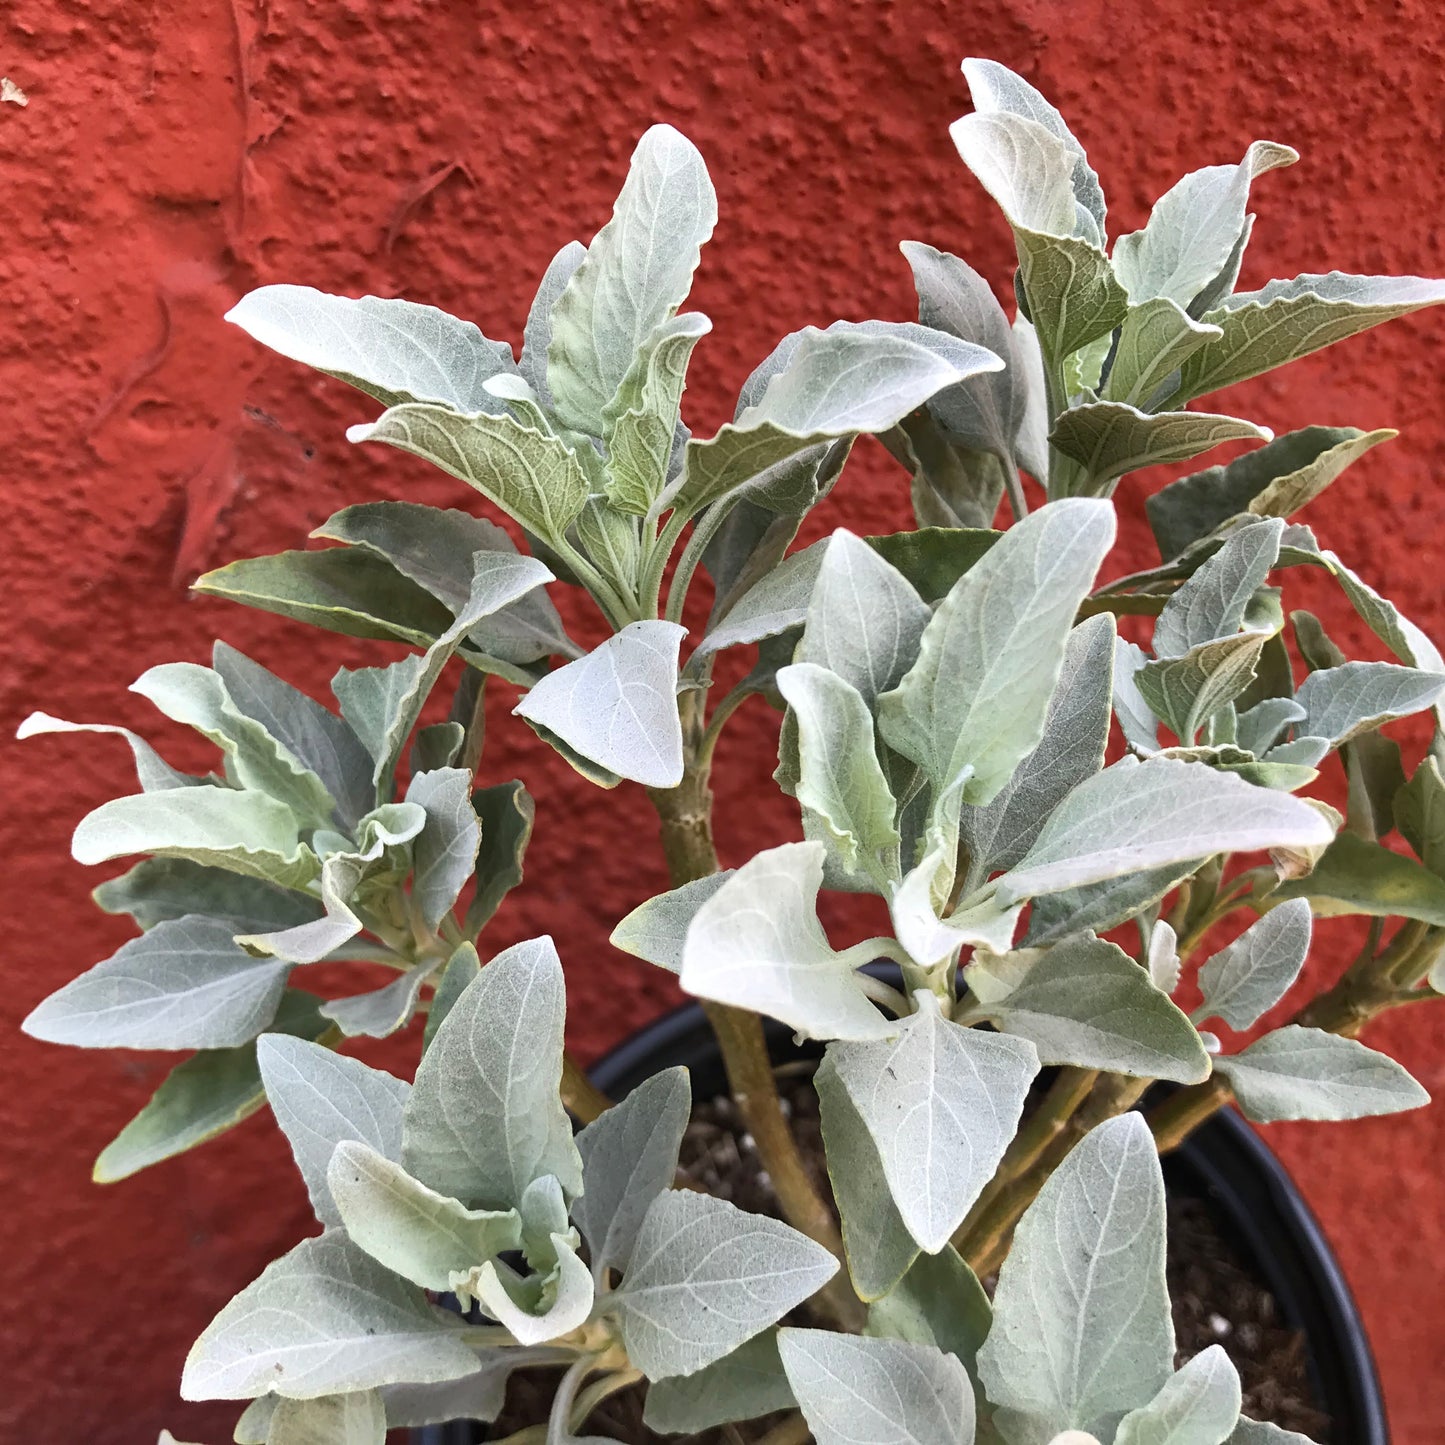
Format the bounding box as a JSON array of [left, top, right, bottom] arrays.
[[570, 1367, 643, 1428], [752, 1412, 811, 1445], [696, 679, 753, 771], [562, 1053, 612, 1124], [960, 1073, 1150, 1276], [554, 538, 639, 630], [645, 702, 861, 1329], [950, 1066, 1098, 1255], [664, 502, 732, 625], [641, 509, 692, 619], [968, 917, 1444, 1269]]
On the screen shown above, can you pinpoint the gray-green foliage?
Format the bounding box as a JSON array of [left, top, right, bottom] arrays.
[[31, 52, 1445, 1445], [978, 1114, 1175, 1441], [179, 933, 833, 1424], [22, 564, 542, 1171]]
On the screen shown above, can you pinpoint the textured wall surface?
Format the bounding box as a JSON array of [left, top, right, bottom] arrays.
[[3, 1, 1445, 1439]]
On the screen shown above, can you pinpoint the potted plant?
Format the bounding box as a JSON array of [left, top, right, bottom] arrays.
[[22, 56, 1445, 1445]]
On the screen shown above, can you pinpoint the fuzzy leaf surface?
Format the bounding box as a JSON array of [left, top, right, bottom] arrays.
[[259, 1035, 410, 1228], [815, 1053, 919, 1301], [514, 621, 686, 788], [1049, 402, 1270, 494], [1114, 1345, 1243, 1445], [1217, 1026, 1428, 1123], [977, 1114, 1174, 1441], [1179, 272, 1445, 400], [328, 1141, 522, 1291], [959, 613, 1115, 875], [180, 1232, 477, 1401], [22, 914, 290, 1051], [93, 992, 330, 1182], [404, 936, 581, 1209], [547, 125, 717, 434], [780, 1330, 974, 1445], [965, 934, 1210, 1083], [997, 757, 1332, 904], [1294, 661, 1445, 748], [348, 408, 590, 547], [829, 1006, 1039, 1251], [574, 1065, 691, 1278], [678, 843, 890, 1040], [226, 286, 515, 411], [878, 499, 1115, 804], [1194, 901, 1311, 1031], [615, 1191, 838, 1380]]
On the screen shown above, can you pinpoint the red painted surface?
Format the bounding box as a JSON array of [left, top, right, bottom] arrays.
[[3, 1, 1445, 1439]]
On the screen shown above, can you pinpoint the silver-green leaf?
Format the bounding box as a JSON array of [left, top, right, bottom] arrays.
[[670, 322, 1000, 519], [267, 1390, 387, 1445], [1049, 402, 1270, 496], [334, 551, 553, 792], [404, 935, 582, 1209], [815, 1052, 919, 1301], [642, 1331, 794, 1434], [348, 408, 590, 548], [547, 125, 717, 435], [72, 786, 317, 890], [964, 933, 1210, 1083], [406, 768, 482, 932], [520, 241, 586, 405], [1194, 901, 1311, 1031], [24, 913, 290, 1052], [328, 1141, 522, 1292], [959, 613, 1115, 876], [1112, 141, 1296, 308], [615, 1190, 838, 1380], [798, 529, 931, 706], [781, 1330, 974, 1445], [1153, 520, 1284, 658], [574, 1065, 691, 1279], [314, 502, 574, 667], [132, 662, 337, 828], [1216, 1026, 1429, 1123], [778, 662, 901, 891], [688, 541, 826, 668], [258, 1035, 409, 1229], [180, 1232, 477, 1401], [879, 499, 1115, 804], [828, 1001, 1039, 1251], [1102, 299, 1223, 411], [996, 757, 1333, 904], [1179, 272, 1445, 400], [678, 842, 890, 1041], [963, 58, 1105, 237], [225, 286, 516, 412], [951, 110, 1126, 367], [1114, 1345, 1243, 1445], [1294, 661, 1445, 748], [610, 871, 734, 973], [514, 621, 686, 788], [977, 1114, 1174, 1441]]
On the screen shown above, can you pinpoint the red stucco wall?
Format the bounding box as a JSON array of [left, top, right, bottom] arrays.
[[4, 1, 1445, 1439]]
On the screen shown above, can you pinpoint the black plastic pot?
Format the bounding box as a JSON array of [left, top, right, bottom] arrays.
[[416, 1002, 1389, 1445]]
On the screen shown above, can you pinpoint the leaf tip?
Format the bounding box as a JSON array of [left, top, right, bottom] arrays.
[[14, 710, 50, 741]]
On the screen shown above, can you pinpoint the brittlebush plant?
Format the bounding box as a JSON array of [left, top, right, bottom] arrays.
[[24, 58, 1445, 1445]]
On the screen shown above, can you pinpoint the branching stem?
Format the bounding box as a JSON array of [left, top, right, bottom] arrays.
[[645, 692, 862, 1330]]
